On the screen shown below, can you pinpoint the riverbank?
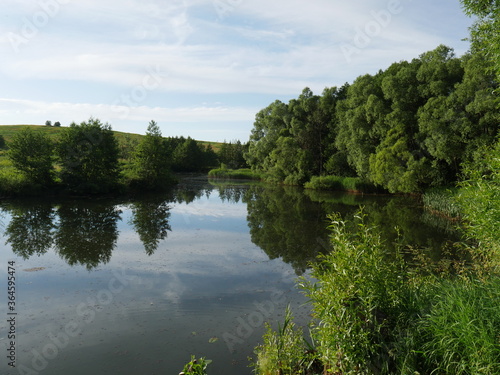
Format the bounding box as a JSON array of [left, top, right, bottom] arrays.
[[251, 141, 500, 374]]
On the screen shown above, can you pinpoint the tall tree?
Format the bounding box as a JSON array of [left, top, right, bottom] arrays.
[[8, 127, 54, 185], [461, 0, 500, 80], [57, 118, 120, 193], [132, 120, 172, 189]]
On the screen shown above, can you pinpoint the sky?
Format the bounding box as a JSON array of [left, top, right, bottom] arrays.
[[0, 0, 475, 142]]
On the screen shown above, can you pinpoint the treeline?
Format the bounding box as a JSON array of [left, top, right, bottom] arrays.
[[245, 45, 499, 193], [0, 119, 234, 195]]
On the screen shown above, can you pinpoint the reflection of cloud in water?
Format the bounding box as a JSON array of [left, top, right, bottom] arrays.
[[161, 272, 187, 304], [171, 199, 246, 219]]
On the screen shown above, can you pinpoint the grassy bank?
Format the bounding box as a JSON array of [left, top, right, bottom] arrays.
[[422, 187, 462, 219], [252, 141, 500, 374], [207, 167, 262, 180], [304, 175, 386, 194]]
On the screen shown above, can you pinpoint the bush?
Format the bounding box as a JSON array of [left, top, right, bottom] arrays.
[[208, 168, 262, 180], [304, 175, 384, 193], [8, 127, 54, 185]]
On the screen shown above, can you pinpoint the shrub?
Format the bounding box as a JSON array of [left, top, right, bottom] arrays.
[[304, 175, 384, 194], [208, 168, 262, 180]]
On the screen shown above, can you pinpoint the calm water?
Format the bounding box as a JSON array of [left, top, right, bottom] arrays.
[[0, 176, 460, 375]]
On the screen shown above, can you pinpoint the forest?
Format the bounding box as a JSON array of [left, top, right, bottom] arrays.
[[244, 45, 498, 193]]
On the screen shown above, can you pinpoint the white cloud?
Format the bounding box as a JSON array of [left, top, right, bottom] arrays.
[[0, 97, 257, 125], [0, 0, 474, 140]]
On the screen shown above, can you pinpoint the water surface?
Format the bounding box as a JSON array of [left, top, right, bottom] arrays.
[[0, 177, 460, 374]]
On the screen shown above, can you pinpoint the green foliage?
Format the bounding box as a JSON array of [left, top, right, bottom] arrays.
[[172, 137, 207, 172], [0, 135, 6, 149], [253, 307, 314, 375], [179, 355, 211, 375], [217, 140, 248, 169], [8, 127, 54, 185], [461, 0, 500, 80], [131, 120, 172, 190], [301, 212, 414, 374], [422, 187, 461, 218], [304, 175, 383, 194], [57, 118, 120, 193], [245, 45, 498, 193], [456, 139, 500, 264], [207, 167, 261, 180], [420, 277, 500, 374]]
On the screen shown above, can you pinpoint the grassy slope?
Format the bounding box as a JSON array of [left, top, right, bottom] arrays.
[[0, 124, 223, 161], [0, 124, 223, 149]]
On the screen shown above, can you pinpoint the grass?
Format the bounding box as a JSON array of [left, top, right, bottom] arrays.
[[253, 206, 500, 374], [252, 307, 319, 375], [304, 175, 386, 194], [422, 187, 462, 218], [420, 277, 500, 374], [207, 167, 262, 180]]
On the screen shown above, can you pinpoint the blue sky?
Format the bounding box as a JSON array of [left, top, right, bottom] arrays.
[[0, 0, 474, 142]]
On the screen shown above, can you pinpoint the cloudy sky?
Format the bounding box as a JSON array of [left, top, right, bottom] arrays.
[[0, 0, 474, 142]]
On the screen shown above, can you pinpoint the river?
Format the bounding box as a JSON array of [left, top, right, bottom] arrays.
[[0, 176, 460, 375]]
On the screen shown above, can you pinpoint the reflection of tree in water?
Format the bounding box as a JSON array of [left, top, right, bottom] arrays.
[[4, 201, 55, 259], [244, 185, 331, 274], [130, 198, 171, 255], [216, 185, 247, 203], [55, 201, 122, 270], [304, 190, 463, 264]]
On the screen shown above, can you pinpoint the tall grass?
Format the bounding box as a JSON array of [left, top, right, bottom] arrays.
[[422, 187, 461, 218], [208, 167, 262, 180], [252, 307, 318, 375], [304, 175, 385, 194], [420, 277, 500, 374], [254, 207, 500, 374]]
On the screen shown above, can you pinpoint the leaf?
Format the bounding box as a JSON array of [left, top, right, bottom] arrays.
[[208, 336, 219, 343]]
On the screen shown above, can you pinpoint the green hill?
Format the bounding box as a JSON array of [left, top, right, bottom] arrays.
[[0, 124, 223, 151]]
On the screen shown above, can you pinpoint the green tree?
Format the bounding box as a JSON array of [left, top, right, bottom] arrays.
[[245, 100, 289, 174], [57, 118, 120, 193], [132, 120, 172, 189], [203, 144, 219, 169], [172, 137, 205, 172], [336, 72, 389, 179], [461, 0, 500, 80], [8, 127, 54, 185]]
